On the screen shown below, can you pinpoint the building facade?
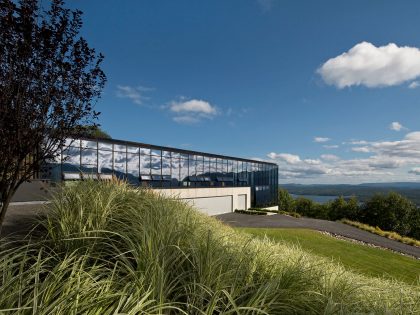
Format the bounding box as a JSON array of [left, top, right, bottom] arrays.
[[43, 137, 278, 214]]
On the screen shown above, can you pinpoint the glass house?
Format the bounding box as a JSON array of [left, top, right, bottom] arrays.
[[46, 137, 279, 208]]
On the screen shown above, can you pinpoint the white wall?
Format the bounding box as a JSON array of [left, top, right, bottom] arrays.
[[154, 187, 251, 216]]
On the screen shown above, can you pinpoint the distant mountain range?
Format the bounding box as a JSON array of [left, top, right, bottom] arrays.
[[280, 182, 420, 205]]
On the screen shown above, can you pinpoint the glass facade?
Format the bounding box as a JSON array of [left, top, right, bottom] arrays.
[[51, 138, 279, 207]]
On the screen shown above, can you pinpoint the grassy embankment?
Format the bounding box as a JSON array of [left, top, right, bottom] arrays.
[[0, 180, 419, 314], [237, 228, 420, 285]]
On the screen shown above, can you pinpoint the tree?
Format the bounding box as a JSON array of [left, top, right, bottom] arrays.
[[329, 195, 360, 221], [278, 188, 295, 211], [362, 192, 416, 236], [0, 0, 106, 228]]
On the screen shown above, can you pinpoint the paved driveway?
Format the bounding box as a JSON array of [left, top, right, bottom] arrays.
[[215, 212, 420, 258]]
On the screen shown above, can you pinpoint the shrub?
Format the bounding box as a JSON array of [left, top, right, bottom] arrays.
[[279, 210, 302, 218], [0, 181, 418, 313], [341, 219, 420, 247], [235, 209, 267, 215]]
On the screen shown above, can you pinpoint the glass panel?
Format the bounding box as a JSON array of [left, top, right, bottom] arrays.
[[196, 156, 204, 176], [98, 141, 113, 151], [65, 138, 79, 147], [81, 140, 97, 149], [98, 149, 113, 174], [162, 153, 171, 175], [81, 148, 97, 168], [150, 155, 161, 174], [140, 154, 151, 174], [127, 153, 140, 184], [172, 152, 180, 159], [180, 159, 188, 181], [114, 144, 126, 152], [140, 147, 151, 155], [151, 149, 161, 156], [171, 158, 180, 184], [127, 146, 139, 153], [62, 146, 80, 172], [113, 151, 126, 178]]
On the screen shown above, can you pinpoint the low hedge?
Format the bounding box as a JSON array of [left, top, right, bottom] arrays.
[[341, 219, 420, 247], [234, 209, 267, 215], [279, 210, 302, 218]]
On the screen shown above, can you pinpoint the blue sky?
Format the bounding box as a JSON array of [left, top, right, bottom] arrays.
[[70, 0, 420, 184]]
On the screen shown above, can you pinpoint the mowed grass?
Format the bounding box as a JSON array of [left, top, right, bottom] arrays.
[[237, 227, 420, 285]]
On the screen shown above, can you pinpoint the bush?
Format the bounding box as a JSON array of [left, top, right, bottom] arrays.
[[279, 210, 302, 218], [235, 209, 267, 215], [362, 192, 417, 237], [0, 181, 418, 313], [341, 219, 420, 247]]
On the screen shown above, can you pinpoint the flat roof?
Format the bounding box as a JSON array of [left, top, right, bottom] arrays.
[[78, 137, 278, 167]]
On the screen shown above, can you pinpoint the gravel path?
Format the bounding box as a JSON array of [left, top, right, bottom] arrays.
[[215, 212, 420, 258]]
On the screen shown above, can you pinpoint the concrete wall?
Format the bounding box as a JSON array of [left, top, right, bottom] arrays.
[[154, 187, 251, 216], [11, 180, 54, 202]]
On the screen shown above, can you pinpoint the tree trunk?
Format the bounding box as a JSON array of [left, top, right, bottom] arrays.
[[0, 192, 13, 234]]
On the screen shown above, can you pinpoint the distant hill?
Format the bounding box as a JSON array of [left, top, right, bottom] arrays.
[[280, 182, 420, 205]]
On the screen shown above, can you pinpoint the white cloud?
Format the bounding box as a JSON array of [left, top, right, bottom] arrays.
[[269, 131, 420, 183], [170, 99, 217, 115], [268, 153, 301, 164], [320, 154, 339, 161], [389, 121, 406, 131], [323, 144, 339, 149], [168, 99, 218, 124], [318, 42, 420, 88], [116, 85, 154, 105], [314, 137, 330, 143], [351, 146, 371, 153], [409, 167, 420, 175], [408, 81, 420, 89]]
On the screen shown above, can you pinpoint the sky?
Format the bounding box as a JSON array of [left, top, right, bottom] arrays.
[[67, 0, 420, 184]]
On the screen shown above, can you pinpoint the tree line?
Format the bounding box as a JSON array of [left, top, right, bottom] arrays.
[[278, 189, 420, 240]]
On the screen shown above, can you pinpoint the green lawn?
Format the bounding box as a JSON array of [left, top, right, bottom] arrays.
[[237, 227, 420, 285]]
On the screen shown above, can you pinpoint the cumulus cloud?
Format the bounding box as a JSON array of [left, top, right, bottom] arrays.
[[168, 99, 218, 124], [318, 42, 420, 88], [320, 154, 339, 161], [351, 146, 371, 153], [268, 153, 301, 164], [409, 167, 420, 175], [314, 137, 330, 143], [116, 85, 154, 105], [268, 131, 420, 182], [389, 121, 406, 131], [408, 81, 420, 89]]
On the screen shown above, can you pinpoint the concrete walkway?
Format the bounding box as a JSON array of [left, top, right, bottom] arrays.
[[215, 212, 420, 258]]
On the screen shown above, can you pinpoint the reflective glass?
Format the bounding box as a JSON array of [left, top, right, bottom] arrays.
[[81, 140, 97, 149], [114, 144, 126, 152], [180, 159, 188, 181], [98, 142, 113, 151], [81, 148, 97, 166], [113, 151, 126, 177], [162, 153, 171, 175], [140, 154, 151, 174], [65, 138, 80, 147], [62, 146, 80, 172], [140, 147, 151, 155], [127, 146, 139, 153], [127, 153, 140, 180], [151, 149, 161, 156], [150, 155, 161, 174], [98, 150, 113, 173]]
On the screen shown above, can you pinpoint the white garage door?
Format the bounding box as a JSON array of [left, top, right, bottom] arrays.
[[237, 194, 247, 210], [185, 195, 233, 215]]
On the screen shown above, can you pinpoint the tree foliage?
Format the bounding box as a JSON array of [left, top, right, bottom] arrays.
[[0, 0, 106, 227]]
